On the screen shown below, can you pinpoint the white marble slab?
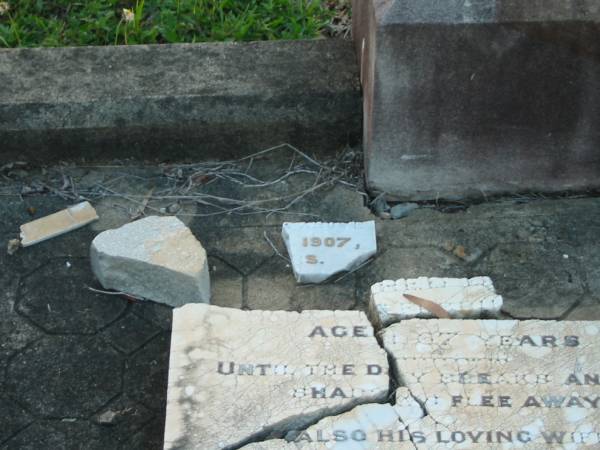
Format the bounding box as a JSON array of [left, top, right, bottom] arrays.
[[382, 319, 600, 448], [163, 304, 389, 449], [282, 221, 377, 283], [369, 276, 502, 327], [242, 399, 415, 449]]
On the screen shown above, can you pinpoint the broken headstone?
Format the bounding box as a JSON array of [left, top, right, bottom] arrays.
[[20, 201, 98, 246], [242, 400, 416, 449], [164, 304, 388, 449], [382, 319, 600, 448], [369, 277, 502, 327], [91, 216, 210, 307], [282, 221, 377, 283]]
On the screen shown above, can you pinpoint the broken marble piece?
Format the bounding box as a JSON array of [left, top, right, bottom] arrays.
[[242, 400, 416, 449], [91, 216, 209, 307], [382, 319, 600, 448], [282, 221, 377, 283], [163, 304, 389, 449], [369, 276, 502, 327], [393, 387, 425, 427], [20, 201, 98, 246]]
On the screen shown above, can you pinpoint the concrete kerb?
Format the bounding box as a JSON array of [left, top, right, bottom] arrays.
[[0, 39, 361, 165]]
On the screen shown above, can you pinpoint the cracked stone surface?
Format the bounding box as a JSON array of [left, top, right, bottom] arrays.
[[283, 221, 377, 283], [369, 276, 503, 327], [164, 304, 388, 449], [383, 319, 600, 448], [242, 401, 415, 449], [91, 216, 210, 307]]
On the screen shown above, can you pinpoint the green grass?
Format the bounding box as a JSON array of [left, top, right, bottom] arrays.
[[0, 0, 338, 48]]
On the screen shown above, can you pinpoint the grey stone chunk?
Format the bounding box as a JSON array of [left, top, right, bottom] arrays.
[[0, 40, 360, 164], [390, 203, 419, 220], [369, 276, 503, 327], [91, 216, 210, 307], [164, 304, 389, 449], [282, 221, 377, 284], [354, 0, 600, 200]]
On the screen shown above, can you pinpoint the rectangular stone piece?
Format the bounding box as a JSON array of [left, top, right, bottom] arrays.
[[370, 276, 502, 327], [282, 221, 377, 284], [164, 304, 389, 449], [20, 201, 98, 246], [353, 0, 600, 200], [382, 319, 600, 448]]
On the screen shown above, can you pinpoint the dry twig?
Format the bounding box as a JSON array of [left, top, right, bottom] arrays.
[[0, 143, 365, 220]]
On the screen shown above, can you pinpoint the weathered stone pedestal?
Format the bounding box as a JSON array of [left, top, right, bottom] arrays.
[[353, 0, 600, 200]]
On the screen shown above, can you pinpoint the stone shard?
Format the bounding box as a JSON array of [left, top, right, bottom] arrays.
[[353, 0, 600, 200], [382, 319, 600, 448], [369, 276, 502, 327], [163, 304, 389, 449], [20, 201, 98, 246], [242, 402, 415, 449], [90, 216, 209, 307], [282, 221, 377, 284]]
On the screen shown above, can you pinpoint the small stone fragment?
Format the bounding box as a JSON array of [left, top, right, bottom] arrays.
[[91, 216, 209, 307], [369, 276, 502, 327], [7, 238, 20, 255], [390, 202, 419, 219], [446, 243, 482, 262], [164, 304, 389, 449], [96, 410, 118, 425], [452, 245, 466, 259], [282, 221, 377, 283], [370, 192, 390, 218], [166, 203, 181, 214], [20, 201, 98, 246]]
